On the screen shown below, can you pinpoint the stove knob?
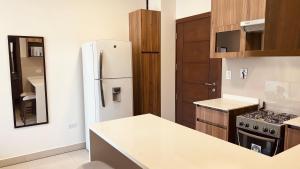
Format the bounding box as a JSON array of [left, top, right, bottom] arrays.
[[269, 129, 276, 135], [263, 128, 269, 133], [253, 125, 259, 130], [239, 122, 245, 126], [245, 124, 250, 128]]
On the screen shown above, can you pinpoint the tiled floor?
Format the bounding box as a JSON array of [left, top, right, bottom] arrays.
[[1, 150, 89, 169]]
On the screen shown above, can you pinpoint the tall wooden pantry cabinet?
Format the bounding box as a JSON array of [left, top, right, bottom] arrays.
[[129, 9, 161, 117]]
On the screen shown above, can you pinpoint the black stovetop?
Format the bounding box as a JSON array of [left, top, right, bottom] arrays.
[[242, 110, 298, 125]]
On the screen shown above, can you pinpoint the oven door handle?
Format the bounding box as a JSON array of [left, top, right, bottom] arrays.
[[237, 129, 276, 143]]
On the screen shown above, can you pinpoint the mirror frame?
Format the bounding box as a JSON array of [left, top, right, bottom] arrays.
[[8, 35, 49, 128]]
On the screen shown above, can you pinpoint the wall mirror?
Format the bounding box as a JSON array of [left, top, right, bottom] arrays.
[[8, 36, 49, 128]]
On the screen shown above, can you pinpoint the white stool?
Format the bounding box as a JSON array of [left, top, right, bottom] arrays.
[[78, 161, 114, 169]]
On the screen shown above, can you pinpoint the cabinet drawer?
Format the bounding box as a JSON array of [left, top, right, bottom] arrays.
[[196, 106, 229, 127], [285, 127, 300, 150], [196, 121, 228, 141]]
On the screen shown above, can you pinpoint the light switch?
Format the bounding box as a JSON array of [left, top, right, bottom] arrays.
[[226, 70, 232, 80], [240, 69, 248, 79]]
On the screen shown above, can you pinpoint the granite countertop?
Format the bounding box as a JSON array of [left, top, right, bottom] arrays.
[[194, 98, 259, 111], [90, 114, 300, 169], [284, 117, 300, 128]]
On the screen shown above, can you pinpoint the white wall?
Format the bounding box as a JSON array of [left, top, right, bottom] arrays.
[[149, 0, 161, 10], [176, 0, 211, 19], [0, 0, 145, 160], [223, 57, 300, 115], [161, 0, 176, 121]]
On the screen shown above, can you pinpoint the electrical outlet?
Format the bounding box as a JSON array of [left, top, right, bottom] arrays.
[[240, 69, 248, 79], [68, 123, 78, 129], [226, 70, 232, 80]]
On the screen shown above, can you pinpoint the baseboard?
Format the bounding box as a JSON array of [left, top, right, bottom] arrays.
[[0, 142, 86, 168]]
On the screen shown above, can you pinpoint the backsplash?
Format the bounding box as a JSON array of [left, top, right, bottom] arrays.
[[222, 57, 300, 115]]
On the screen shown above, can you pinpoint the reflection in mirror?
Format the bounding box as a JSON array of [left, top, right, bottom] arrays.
[[8, 36, 48, 128]]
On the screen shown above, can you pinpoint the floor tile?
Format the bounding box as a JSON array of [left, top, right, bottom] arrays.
[[1, 162, 30, 169], [68, 149, 90, 165], [1, 150, 89, 169]]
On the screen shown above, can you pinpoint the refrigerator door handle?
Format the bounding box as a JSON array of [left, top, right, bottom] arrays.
[[99, 51, 106, 107]]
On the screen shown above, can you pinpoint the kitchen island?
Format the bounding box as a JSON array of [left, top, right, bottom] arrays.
[[90, 114, 300, 169]]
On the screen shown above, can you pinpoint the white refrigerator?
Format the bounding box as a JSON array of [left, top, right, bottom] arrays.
[[81, 40, 133, 150]]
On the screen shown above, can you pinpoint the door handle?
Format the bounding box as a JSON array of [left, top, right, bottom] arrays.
[[204, 82, 216, 86]]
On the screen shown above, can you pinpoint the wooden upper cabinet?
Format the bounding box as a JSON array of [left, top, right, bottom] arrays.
[[211, 0, 300, 58], [141, 10, 161, 53], [211, 0, 245, 28], [212, 0, 266, 27], [264, 0, 300, 52], [244, 0, 266, 21]]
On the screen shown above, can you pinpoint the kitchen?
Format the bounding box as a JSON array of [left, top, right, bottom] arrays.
[[86, 0, 300, 168], [1, 0, 300, 169]]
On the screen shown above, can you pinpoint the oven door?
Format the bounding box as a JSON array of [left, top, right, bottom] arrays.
[[237, 128, 280, 156]]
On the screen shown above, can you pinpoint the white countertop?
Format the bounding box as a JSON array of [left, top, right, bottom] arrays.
[[90, 114, 300, 169], [194, 98, 258, 111], [284, 117, 300, 128], [27, 76, 44, 87]]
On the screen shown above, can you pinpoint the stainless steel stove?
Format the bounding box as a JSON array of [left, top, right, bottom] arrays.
[[236, 110, 298, 156]]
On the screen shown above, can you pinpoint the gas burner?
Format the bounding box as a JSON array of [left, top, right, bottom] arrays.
[[242, 110, 298, 125]]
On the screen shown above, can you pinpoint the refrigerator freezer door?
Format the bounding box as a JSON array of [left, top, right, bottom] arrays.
[[95, 40, 132, 79], [95, 78, 133, 122]]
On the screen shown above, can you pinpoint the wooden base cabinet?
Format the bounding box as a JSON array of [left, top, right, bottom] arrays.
[[196, 106, 229, 141], [196, 121, 228, 141], [285, 126, 300, 150], [195, 105, 258, 143]]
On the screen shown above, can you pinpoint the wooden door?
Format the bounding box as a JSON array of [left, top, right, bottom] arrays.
[[176, 13, 222, 129], [141, 53, 161, 116]]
